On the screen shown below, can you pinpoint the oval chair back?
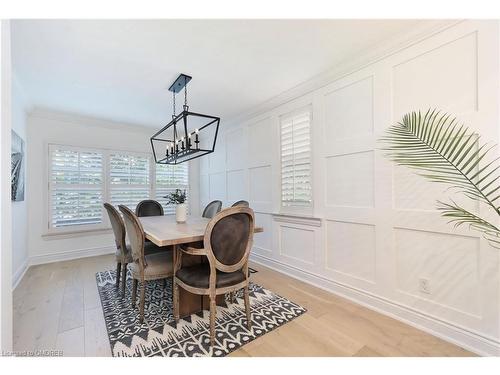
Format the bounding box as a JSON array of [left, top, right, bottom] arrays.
[[104, 203, 127, 258], [231, 200, 249, 207], [204, 206, 255, 273], [119, 205, 146, 270], [136, 199, 164, 217], [202, 200, 222, 218]]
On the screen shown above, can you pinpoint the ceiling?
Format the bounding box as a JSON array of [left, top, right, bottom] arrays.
[[12, 19, 437, 128]]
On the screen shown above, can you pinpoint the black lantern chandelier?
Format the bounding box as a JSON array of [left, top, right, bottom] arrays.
[[151, 74, 220, 164]]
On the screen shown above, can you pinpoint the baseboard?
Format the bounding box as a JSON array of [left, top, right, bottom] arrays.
[[29, 245, 115, 266], [12, 258, 29, 290], [250, 253, 500, 357]]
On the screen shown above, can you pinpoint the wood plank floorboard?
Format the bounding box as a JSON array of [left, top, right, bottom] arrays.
[[13, 254, 475, 357]]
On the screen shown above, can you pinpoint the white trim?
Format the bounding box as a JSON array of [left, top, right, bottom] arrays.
[[224, 20, 463, 128], [250, 253, 500, 357], [12, 258, 28, 291], [29, 245, 115, 266]]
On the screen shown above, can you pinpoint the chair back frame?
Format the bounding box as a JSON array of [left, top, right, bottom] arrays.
[[119, 205, 146, 277], [204, 206, 255, 276], [136, 199, 164, 217], [231, 200, 249, 207], [104, 203, 127, 258], [202, 200, 222, 218]]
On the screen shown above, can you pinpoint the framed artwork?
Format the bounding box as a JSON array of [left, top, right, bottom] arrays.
[[11, 130, 25, 201]]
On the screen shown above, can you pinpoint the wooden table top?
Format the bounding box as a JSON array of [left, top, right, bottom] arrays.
[[139, 215, 263, 247]]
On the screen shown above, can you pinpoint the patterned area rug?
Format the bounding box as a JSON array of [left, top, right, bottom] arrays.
[[96, 269, 306, 357]]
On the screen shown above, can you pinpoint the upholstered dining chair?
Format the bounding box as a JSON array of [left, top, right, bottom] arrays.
[[104, 203, 167, 296], [173, 206, 255, 347], [118, 205, 174, 323], [136, 199, 164, 217], [231, 200, 249, 207], [202, 200, 222, 218]]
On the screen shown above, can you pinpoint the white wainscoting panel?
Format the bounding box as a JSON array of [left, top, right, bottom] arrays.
[[325, 151, 374, 208], [392, 32, 478, 117], [324, 76, 374, 140], [325, 220, 376, 284], [249, 165, 272, 211], [209, 172, 226, 202], [226, 169, 247, 203]]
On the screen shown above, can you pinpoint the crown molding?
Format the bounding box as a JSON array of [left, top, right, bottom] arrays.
[[29, 107, 155, 133], [224, 19, 464, 128]]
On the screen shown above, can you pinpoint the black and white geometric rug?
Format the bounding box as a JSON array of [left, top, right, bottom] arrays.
[[96, 269, 306, 357]]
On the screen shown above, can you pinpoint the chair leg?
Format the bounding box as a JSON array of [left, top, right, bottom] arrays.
[[244, 285, 251, 330], [121, 263, 127, 296], [132, 278, 138, 307], [139, 281, 146, 324], [173, 279, 179, 322], [115, 262, 121, 289], [209, 295, 216, 347], [229, 291, 235, 304], [163, 278, 167, 288]]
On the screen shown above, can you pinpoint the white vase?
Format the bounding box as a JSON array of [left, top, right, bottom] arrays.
[[176, 203, 187, 223]]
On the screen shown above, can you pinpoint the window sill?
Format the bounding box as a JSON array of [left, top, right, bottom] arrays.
[[42, 227, 113, 240], [272, 213, 322, 227]]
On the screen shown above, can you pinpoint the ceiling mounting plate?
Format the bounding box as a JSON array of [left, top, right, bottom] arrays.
[[168, 73, 192, 93]]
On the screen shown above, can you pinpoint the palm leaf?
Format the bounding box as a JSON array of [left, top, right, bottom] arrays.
[[437, 200, 500, 248], [380, 109, 500, 215]]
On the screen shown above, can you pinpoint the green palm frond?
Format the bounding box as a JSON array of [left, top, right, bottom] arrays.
[[437, 201, 500, 248], [381, 109, 500, 215]]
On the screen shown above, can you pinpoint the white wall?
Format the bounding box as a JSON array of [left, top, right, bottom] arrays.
[[200, 20, 500, 355], [0, 19, 13, 353], [11, 73, 31, 288], [26, 109, 200, 265]]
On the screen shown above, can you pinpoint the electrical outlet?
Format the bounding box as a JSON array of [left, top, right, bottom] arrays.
[[419, 278, 431, 294]]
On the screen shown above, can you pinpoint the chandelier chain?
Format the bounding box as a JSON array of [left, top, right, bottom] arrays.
[[172, 90, 176, 117]]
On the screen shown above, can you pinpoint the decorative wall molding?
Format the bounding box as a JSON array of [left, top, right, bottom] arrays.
[[250, 253, 500, 357], [29, 245, 115, 266]]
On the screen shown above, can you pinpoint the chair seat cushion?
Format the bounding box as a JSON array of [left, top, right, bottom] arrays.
[[116, 242, 169, 263], [130, 249, 174, 280], [176, 263, 246, 289]]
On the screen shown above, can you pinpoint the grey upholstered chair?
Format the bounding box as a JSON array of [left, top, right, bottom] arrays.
[[202, 200, 222, 218], [173, 206, 255, 347], [119, 205, 174, 322], [104, 203, 167, 296], [136, 199, 164, 217], [231, 200, 249, 207]]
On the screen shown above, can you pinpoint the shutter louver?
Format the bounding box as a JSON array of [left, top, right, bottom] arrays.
[[109, 153, 150, 210], [50, 147, 104, 227], [280, 110, 312, 208], [155, 163, 189, 215]]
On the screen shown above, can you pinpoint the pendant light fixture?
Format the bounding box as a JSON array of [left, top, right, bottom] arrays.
[[151, 74, 220, 164]]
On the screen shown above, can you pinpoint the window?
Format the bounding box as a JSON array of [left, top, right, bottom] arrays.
[[47, 144, 190, 232], [155, 163, 189, 215], [109, 153, 150, 210], [49, 146, 104, 228], [280, 109, 312, 210]]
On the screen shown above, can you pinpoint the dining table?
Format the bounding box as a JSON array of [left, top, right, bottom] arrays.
[[138, 214, 263, 318]]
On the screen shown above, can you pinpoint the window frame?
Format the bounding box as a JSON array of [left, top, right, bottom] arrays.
[[278, 106, 314, 216], [46, 143, 190, 235]]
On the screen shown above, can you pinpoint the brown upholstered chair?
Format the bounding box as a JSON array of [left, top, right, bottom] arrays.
[[173, 206, 255, 347], [118, 205, 174, 323], [231, 200, 249, 207], [136, 199, 164, 217], [202, 200, 222, 218], [104, 203, 167, 296]]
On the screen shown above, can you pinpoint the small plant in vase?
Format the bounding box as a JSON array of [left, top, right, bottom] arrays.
[[164, 189, 187, 223]]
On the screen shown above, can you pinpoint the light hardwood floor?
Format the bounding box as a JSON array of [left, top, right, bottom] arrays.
[[13, 254, 475, 357]]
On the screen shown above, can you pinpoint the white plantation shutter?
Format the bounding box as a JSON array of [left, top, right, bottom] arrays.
[[49, 146, 104, 228], [155, 163, 189, 215], [109, 153, 150, 210], [280, 109, 312, 208]]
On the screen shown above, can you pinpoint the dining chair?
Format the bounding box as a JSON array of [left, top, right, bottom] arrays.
[[118, 205, 174, 322], [173, 206, 255, 347], [104, 203, 168, 295], [202, 200, 222, 218], [136, 199, 164, 217], [231, 200, 249, 207]]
